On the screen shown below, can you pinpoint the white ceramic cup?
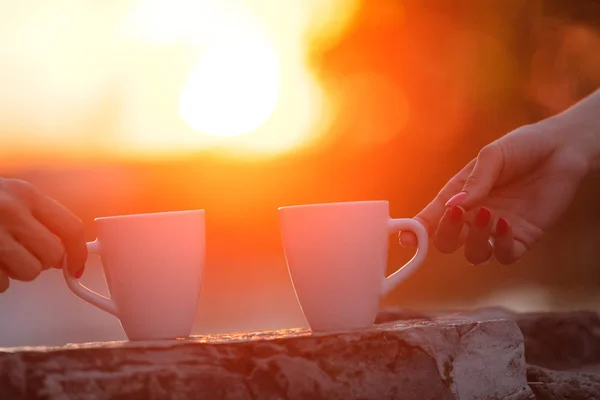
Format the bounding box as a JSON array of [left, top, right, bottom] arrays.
[[63, 210, 206, 341], [278, 201, 428, 332]]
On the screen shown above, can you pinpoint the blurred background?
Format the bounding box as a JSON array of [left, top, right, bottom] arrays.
[[1, 0, 600, 347]]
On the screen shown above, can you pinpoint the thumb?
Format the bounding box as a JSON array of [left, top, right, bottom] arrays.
[[446, 144, 504, 210]]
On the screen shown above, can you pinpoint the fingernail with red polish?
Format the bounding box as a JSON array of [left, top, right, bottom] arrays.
[[74, 268, 84, 279], [496, 217, 509, 236], [475, 207, 491, 228], [448, 205, 463, 223], [445, 191, 468, 207]]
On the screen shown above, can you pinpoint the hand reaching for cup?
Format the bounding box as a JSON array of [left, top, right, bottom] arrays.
[[400, 89, 600, 265], [0, 179, 87, 293]]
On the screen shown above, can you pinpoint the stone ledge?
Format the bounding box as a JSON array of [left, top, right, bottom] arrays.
[[0, 318, 532, 400], [527, 365, 600, 400], [376, 307, 600, 400]]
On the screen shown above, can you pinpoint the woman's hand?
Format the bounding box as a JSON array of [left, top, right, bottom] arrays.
[[0, 179, 86, 293], [401, 89, 600, 265]]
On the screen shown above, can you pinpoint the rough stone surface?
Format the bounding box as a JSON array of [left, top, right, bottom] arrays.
[[527, 365, 600, 400], [0, 318, 532, 400], [518, 311, 600, 400], [377, 308, 600, 400], [515, 310, 600, 370]]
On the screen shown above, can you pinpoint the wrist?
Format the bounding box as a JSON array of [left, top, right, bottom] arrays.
[[551, 89, 600, 176]]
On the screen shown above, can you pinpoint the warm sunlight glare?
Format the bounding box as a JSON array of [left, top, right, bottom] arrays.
[[179, 36, 280, 137], [122, 0, 360, 156]]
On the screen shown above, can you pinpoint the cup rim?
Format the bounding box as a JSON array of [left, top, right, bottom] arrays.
[[94, 209, 205, 222], [278, 200, 388, 211]]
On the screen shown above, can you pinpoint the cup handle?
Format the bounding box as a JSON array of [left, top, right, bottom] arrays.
[[381, 218, 429, 297], [62, 239, 118, 317]]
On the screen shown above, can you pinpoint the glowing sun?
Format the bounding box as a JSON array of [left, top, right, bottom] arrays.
[[179, 35, 280, 137]]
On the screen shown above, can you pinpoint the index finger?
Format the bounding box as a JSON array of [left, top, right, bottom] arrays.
[[400, 159, 476, 247]]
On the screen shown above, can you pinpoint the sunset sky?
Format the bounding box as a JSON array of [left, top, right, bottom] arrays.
[[0, 0, 362, 163], [3, 0, 597, 169]]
